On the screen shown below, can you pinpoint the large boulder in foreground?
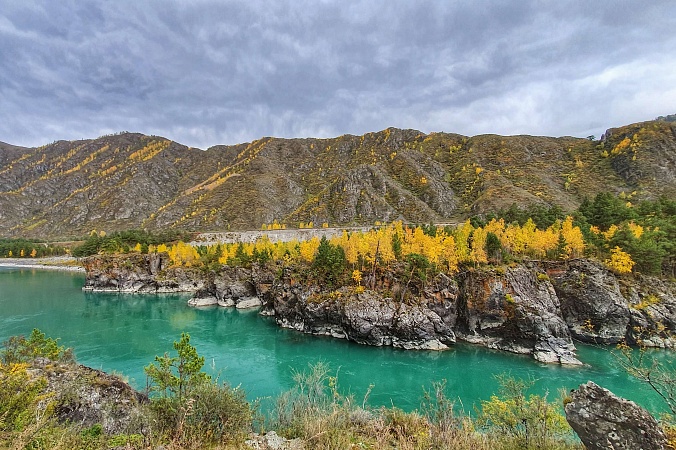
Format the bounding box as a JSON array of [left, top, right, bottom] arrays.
[[564, 381, 667, 450], [30, 358, 147, 434]]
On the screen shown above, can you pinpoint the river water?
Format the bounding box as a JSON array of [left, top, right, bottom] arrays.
[[0, 266, 669, 414]]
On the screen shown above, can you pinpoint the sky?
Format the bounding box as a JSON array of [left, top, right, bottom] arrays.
[[1, 0, 675, 149]]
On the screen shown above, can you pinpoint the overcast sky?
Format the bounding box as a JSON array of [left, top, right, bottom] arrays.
[[1, 1, 675, 149]]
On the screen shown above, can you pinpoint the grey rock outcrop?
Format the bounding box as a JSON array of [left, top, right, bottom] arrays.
[[83, 253, 205, 293], [273, 284, 456, 350], [270, 266, 580, 362], [547, 259, 630, 344], [189, 265, 271, 309], [564, 381, 668, 450], [31, 358, 147, 434], [627, 276, 676, 348], [456, 266, 580, 364]]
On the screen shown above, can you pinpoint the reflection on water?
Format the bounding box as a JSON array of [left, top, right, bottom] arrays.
[[0, 267, 671, 414]]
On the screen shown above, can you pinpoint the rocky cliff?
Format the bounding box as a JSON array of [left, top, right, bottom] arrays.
[[83, 254, 676, 364], [82, 253, 206, 293]]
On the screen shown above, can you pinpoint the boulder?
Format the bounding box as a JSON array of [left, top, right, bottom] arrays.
[[236, 297, 263, 309], [564, 381, 668, 450], [245, 431, 304, 449], [188, 295, 218, 307], [30, 358, 147, 435]]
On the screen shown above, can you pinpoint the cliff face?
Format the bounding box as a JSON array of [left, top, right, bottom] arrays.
[[82, 255, 676, 364], [455, 265, 579, 364], [2, 119, 675, 238]]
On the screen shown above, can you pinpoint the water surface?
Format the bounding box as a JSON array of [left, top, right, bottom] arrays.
[[0, 267, 669, 414]]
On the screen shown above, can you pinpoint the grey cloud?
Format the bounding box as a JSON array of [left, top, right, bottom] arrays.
[[0, 0, 675, 149]]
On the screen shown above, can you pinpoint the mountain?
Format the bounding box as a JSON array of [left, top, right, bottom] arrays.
[[1, 119, 675, 239]]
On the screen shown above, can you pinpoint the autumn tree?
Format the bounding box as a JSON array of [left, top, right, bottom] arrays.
[[605, 246, 635, 274]]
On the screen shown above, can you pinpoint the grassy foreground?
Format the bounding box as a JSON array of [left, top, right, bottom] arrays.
[[0, 330, 585, 450]]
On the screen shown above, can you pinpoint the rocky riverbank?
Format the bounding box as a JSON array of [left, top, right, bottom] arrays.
[[82, 254, 676, 364]]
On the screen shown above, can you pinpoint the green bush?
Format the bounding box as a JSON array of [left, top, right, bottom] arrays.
[[144, 333, 253, 445], [477, 375, 573, 450], [1, 328, 73, 364], [312, 236, 347, 287]]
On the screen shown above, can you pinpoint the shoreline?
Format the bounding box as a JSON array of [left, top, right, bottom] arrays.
[[0, 256, 85, 272]]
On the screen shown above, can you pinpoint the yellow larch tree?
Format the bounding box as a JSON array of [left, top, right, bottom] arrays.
[[454, 220, 474, 263], [560, 216, 585, 258], [627, 222, 644, 239], [469, 227, 488, 264], [299, 237, 320, 262], [605, 246, 635, 274], [167, 241, 199, 267]]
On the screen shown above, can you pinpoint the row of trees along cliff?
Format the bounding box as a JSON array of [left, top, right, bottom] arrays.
[[67, 192, 676, 282]]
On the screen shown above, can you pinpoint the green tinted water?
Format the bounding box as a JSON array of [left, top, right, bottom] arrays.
[[0, 267, 669, 414]]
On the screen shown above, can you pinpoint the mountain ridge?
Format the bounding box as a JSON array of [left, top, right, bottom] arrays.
[[1, 118, 674, 239]]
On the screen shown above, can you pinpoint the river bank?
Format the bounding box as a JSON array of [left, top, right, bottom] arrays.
[[0, 256, 85, 272], [82, 253, 676, 365]]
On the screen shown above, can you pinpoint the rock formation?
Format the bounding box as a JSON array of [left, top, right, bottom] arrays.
[[546, 259, 631, 344], [82, 253, 205, 293], [545, 259, 676, 348], [82, 254, 676, 364], [30, 357, 146, 434], [564, 381, 668, 450], [456, 265, 579, 364]]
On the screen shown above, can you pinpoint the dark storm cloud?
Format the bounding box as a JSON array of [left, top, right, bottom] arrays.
[[1, 0, 675, 148]]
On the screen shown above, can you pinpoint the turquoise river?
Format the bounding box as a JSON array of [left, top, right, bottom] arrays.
[[0, 266, 670, 415]]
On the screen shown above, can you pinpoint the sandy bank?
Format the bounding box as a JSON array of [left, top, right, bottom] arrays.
[[0, 256, 85, 272]]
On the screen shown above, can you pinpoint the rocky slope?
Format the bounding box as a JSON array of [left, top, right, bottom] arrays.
[[82, 254, 676, 364], [2, 118, 675, 238]]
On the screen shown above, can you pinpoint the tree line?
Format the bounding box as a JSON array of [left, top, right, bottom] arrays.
[[56, 192, 676, 279]]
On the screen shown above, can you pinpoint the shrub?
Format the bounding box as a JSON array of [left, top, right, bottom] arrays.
[[477, 375, 572, 450], [0, 362, 50, 433], [144, 333, 253, 445], [1, 328, 73, 364]]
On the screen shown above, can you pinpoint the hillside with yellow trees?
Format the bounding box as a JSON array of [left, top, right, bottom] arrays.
[[0, 117, 675, 239]]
